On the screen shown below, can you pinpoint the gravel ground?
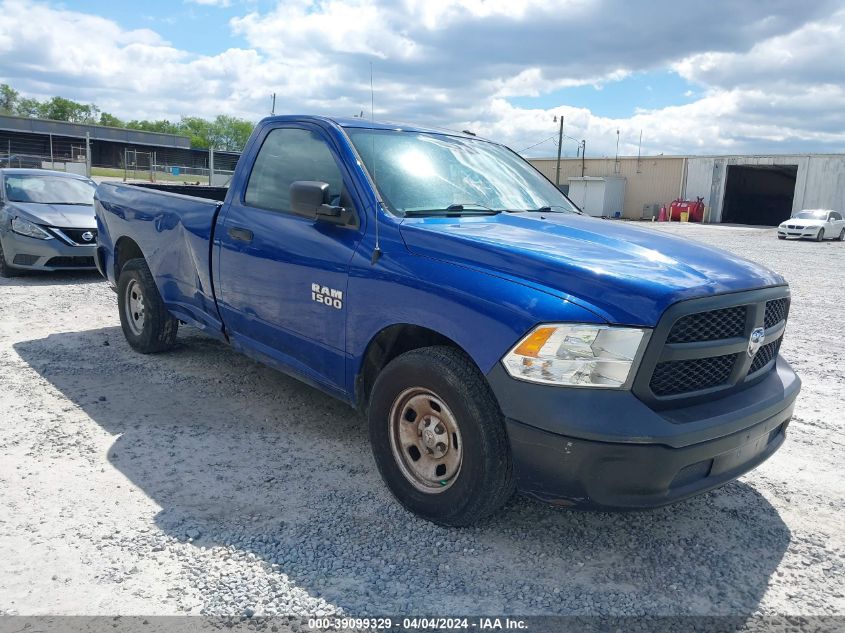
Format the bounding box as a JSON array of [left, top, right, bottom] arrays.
[[0, 222, 843, 619]]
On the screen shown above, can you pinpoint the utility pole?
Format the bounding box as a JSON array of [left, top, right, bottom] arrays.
[[208, 147, 215, 186], [85, 132, 91, 177], [581, 139, 586, 177], [636, 129, 642, 173], [554, 115, 564, 188], [271, 93, 276, 115], [614, 129, 620, 174]]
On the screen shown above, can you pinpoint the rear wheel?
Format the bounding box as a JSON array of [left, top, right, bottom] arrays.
[[368, 346, 515, 526], [0, 240, 19, 278], [117, 258, 178, 353]]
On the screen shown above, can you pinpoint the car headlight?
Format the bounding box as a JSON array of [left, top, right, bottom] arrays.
[[11, 217, 52, 240], [502, 324, 649, 388]]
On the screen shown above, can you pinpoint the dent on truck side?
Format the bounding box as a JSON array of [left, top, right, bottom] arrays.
[[96, 183, 226, 337]]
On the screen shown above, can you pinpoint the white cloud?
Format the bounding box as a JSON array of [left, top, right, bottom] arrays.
[[0, 0, 843, 156], [186, 0, 232, 7]]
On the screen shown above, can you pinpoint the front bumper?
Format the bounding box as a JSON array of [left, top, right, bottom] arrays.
[[1, 231, 97, 271], [487, 357, 800, 509], [778, 227, 819, 239]]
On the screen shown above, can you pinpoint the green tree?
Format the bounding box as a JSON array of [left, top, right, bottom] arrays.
[[0, 84, 19, 114], [210, 115, 254, 152], [126, 119, 182, 135], [99, 112, 124, 127], [15, 97, 42, 117], [178, 116, 214, 149], [38, 96, 100, 123]]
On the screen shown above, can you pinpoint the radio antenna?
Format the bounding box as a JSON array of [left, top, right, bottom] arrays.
[[370, 61, 382, 265]]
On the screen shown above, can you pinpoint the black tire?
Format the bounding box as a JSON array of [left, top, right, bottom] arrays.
[[816, 228, 825, 242], [368, 346, 515, 526], [117, 258, 178, 353], [839, 228, 845, 241], [0, 239, 19, 278], [777, 235, 785, 240]]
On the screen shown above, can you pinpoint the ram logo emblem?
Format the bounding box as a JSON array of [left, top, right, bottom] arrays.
[[747, 327, 765, 358]]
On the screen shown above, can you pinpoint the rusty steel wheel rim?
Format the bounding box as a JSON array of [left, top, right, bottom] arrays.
[[388, 387, 463, 494]]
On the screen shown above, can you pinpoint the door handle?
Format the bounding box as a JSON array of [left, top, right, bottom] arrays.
[[228, 227, 253, 242]]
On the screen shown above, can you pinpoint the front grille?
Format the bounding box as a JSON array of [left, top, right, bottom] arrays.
[[749, 338, 781, 374], [46, 256, 96, 268], [51, 227, 97, 245], [764, 298, 789, 329], [633, 288, 791, 407], [650, 354, 737, 396], [667, 306, 746, 343]]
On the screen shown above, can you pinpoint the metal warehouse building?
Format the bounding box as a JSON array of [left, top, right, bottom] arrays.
[[0, 114, 240, 174], [529, 153, 845, 225]]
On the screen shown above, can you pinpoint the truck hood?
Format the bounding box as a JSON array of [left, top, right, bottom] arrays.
[[7, 201, 96, 228], [399, 213, 785, 326]]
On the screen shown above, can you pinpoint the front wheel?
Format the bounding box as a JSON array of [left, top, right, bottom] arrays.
[[368, 346, 515, 526], [117, 258, 178, 353], [839, 228, 845, 241], [816, 228, 825, 242]]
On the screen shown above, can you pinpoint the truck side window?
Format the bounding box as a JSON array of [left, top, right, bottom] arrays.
[[245, 128, 346, 216]]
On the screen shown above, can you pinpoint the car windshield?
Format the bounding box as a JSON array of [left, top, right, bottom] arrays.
[[4, 175, 96, 205], [345, 128, 580, 215], [793, 210, 829, 220]]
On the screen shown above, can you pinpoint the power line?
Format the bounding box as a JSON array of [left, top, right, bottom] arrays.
[[517, 135, 558, 153]]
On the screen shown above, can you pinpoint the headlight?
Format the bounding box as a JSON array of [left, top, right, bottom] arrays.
[[502, 324, 649, 388], [11, 217, 52, 240]]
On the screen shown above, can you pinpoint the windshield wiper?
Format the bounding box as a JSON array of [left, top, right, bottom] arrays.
[[404, 203, 503, 217], [519, 205, 583, 215]]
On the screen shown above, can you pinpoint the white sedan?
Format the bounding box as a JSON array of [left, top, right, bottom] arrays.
[[778, 209, 845, 241]]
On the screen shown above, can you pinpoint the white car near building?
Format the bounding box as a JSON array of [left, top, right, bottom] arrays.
[[777, 209, 845, 241]]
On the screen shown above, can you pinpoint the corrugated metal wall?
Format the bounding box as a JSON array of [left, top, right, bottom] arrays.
[[529, 156, 684, 219], [685, 155, 845, 222], [793, 156, 845, 214]]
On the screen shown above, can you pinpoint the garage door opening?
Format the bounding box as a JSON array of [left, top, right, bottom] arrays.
[[721, 165, 797, 226]]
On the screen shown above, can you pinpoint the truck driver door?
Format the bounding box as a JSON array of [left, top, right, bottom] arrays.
[[215, 123, 365, 396]]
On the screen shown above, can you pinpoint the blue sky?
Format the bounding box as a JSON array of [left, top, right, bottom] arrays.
[[59, 0, 261, 54], [509, 71, 699, 119], [2, 0, 844, 157]]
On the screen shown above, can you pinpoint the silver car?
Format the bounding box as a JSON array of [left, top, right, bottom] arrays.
[[0, 168, 98, 277]]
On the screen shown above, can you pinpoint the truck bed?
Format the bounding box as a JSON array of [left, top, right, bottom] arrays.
[[127, 182, 229, 201], [95, 181, 226, 336]]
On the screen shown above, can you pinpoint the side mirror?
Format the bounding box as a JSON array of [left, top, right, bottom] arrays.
[[290, 181, 330, 217], [289, 180, 353, 226]]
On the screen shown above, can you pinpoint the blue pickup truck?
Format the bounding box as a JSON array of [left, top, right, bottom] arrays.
[[94, 115, 800, 525]]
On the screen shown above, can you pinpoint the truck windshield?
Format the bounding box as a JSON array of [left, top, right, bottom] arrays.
[[4, 175, 96, 205], [345, 128, 580, 216]]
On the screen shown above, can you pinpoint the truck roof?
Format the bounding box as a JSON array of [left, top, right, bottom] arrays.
[[258, 115, 488, 142]]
